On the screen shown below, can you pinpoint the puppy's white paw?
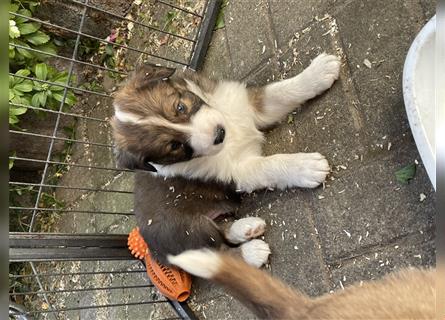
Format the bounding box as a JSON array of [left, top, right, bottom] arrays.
[[167, 249, 221, 279], [278, 153, 330, 189], [227, 217, 267, 244], [306, 53, 341, 95], [240, 239, 271, 268]]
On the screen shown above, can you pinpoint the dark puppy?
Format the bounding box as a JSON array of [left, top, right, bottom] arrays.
[[133, 170, 271, 267]]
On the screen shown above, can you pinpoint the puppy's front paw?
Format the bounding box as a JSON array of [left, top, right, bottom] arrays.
[[279, 153, 330, 189], [307, 53, 341, 94], [227, 217, 266, 244], [240, 239, 271, 268]]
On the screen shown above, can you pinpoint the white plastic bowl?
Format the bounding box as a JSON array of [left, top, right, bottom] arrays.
[[403, 15, 436, 189]]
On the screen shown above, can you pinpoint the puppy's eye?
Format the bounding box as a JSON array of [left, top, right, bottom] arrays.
[[176, 103, 186, 114], [170, 140, 182, 151]]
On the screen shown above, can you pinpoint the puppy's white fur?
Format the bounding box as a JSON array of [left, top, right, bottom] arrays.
[[158, 54, 339, 192], [240, 239, 271, 268], [189, 106, 226, 156], [168, 249, 221, 279], [122, 53, 340, 192], [168, 239, 271, 275], [226, 217, 266, 244]]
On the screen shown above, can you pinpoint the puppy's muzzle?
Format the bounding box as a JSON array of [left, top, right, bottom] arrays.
[[214, 126, 225, 145]]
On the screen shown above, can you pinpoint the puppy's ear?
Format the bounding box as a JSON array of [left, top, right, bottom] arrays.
[[132, 64, 176, 90], [113, 147, 157, 172]]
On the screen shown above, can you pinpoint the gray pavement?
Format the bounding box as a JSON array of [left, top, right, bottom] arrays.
[[52, 0, 436, 319]]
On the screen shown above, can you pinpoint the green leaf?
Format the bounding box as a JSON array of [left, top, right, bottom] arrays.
[[9, 114, 19, 124], [35, 42, 57, 55], [31, 91, 47, 107], [17, 8, 32, 18], [25, 30, 50, 45], [16, 69, 31, 78], [10, 75, 17, 87], [38, 91, 47, 106], [52, 91, 77, 107], [35, 63, 48, 80], [395, 164, 416, 184], [214, 0, 228, 30], [20, 95, 31, 105], [10, 106, 28, 116], [15, 41, 34, 58], [9, 46, 16, 59], [52, 92, 64, 103], [31, 92, 41, 107], [9, 157, 14, 170], [12, 88, 24, 97], [14, 82, 33, 92], [18, 22, 40, 35], [14, 9, 31, 24], [9, 90, 15, 101], [49, 85, 65, 91], [9, 3, 19, 13], [64, 92, 77, 106], [52, 73, 69, 84], [215, 13, 225, 29]]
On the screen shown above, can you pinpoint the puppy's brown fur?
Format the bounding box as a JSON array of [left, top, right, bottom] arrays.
[[173, 251, 435, 319], [134, 171, 240, 264], [112, 66, 209, 168]]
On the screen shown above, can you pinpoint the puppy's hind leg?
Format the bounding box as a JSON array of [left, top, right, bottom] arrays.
[[225, 217, 267, 244], [249, 53, 340, 128]]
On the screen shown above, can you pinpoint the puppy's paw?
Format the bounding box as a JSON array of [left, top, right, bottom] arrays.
[[278, 153, 330, 189], [240, 239, 271, 268], [306, 53, 341, 94], [227, 217, 267, 244]]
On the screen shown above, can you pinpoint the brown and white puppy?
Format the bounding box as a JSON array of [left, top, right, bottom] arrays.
[[169, 250, 435, 319], [112, 53, 340, 193], [133, 170, 270, 267]]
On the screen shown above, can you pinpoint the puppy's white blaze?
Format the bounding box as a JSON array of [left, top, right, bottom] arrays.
[[140, 116, 192, 134], [114, 108, 142, 124], [227, 217, 266, 244], [167, 249, 221, 279], [185, 79, 209, 104], [240, 239, 271, 268], [189, 106, 226, 156]]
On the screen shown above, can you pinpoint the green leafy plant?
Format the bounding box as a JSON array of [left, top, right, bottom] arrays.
[[9, 1, 57, 66], [9, 0, 78, 129], [9, 69, 33, 124], [30, 63, 77, 110], [9, 63, 77, 125]]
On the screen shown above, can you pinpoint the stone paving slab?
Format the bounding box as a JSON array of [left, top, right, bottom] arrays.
[[312, 141, 435, 263], [240, 188, 331, 296], [268, 0, 338, 48], [335, 0, 426, 140], [224, 0, 275, 79], [328, 229, 435, 291]]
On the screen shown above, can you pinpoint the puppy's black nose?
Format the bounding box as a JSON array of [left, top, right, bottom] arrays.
[[214, 126, 225, 145]]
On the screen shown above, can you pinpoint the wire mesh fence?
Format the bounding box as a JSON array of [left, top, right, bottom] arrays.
[[9, 0, 221, 318]]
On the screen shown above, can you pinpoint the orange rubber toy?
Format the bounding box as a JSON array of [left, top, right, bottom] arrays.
[[127, 227, 192, 302]]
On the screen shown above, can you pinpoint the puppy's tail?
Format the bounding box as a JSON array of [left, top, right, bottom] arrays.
[[168, 249, 311, 319]]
